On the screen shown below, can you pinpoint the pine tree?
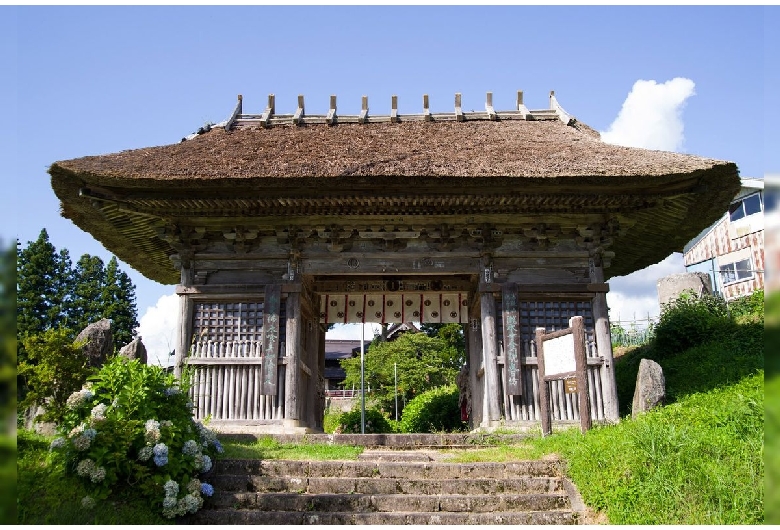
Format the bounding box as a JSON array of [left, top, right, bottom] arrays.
[[69, 254, 106, 332], [17, 230, 66, 349], [101, 257, 139, 347]]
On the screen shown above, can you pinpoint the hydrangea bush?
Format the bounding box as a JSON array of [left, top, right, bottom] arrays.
[[48, 356, 222, 518]]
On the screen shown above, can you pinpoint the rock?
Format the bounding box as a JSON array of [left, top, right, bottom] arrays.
[[657, 272, 713, 309], [119, 337, 147, 364], [75, 318, 114, 368], [632, 359, 665, 418]]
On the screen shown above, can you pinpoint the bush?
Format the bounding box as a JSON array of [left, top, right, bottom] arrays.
[[399, 384, 465, 433], [48, 356, 222, 519], [334, 407, 393, 434], [18, 328, 92, 424], [653, 292, 731, 357]]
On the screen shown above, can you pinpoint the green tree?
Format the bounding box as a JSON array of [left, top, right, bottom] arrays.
[[101, 257, 139, 347], [69, 255, 107, 332], [17, 229, 66, 346], [341, 331, 463, 415]]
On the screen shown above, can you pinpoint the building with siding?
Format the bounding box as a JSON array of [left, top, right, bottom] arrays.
[[683, 178, 767, 299]]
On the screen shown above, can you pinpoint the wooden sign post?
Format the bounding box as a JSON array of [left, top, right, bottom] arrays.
[[535, 316, 591, 436]]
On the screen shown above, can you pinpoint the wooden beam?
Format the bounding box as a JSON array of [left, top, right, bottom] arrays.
[[261, 94, 275, 128], [455, 93, 464, 122], [590, 258, 619, 421], [326, 95, 337, 125], [390, 95, 398, 123], [480, 291, 501, 423], [284, 290, 303, 421], [485, 92, 496, 120], [225, 94, 243, 131], [517, 90, 529, 119], [358, 95, 369, 124], [478, 283, 609, 293], [423, 94, 432, 121], [293, 94, 305, 125]]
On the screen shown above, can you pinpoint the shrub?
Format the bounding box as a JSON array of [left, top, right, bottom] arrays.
[[334, 407, 393, 434], [48, 356, 222, 519], [18, 328, 92, 424], [653, 292, 731, 357], [399, 384, 465, 433]]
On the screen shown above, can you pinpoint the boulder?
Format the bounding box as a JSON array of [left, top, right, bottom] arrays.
[[632, 358, 666, 418], [119, 337, 147, 364], [75, 318, 114, 368]]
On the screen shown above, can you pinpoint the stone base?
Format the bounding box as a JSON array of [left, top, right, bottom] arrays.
[[207, 420, 317, 436]]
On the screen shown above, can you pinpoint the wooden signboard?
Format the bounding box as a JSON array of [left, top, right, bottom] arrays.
[[535, 316, 591, 435], [260, 284, 281, 395], [501, 283, 522, 395]]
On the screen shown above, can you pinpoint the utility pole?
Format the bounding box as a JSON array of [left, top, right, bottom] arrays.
[[360, 322, 366, 434]]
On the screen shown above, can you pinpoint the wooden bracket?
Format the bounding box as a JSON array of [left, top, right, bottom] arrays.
[[455, 93, 464, 122], [358, 96, 369, 124], [485, 92, 496, 120], [261, 94, 275, 128], [326, 94, 337, 125], [390, 95, 398, 123], [293, 94, 305, 125], [423, 94, 432, 121], [225, 94, 243, 131], [517, 90, 529, 119]]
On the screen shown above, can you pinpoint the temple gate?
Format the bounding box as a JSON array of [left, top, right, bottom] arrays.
[[49, 91, 741, 433]]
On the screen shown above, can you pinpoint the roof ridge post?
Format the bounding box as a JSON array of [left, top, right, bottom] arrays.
[[326, 95, 337, 125], [391, 95, 398, 123], [485, 92, 496, 120], [293, 94, 305, 125], [549, 90, 574, 125], [455, 93, 464, 122], [423, 94, 432, 121], [261, 94, 275, 128], [517, 90, 530, 119], [359, 96, 369, 124], [225, 94, 243, 131]]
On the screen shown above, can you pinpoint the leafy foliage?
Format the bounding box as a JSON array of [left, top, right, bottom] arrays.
[[399, 384, 466, 433], [341, 327, 464, 414], [333, 407, 394, 434], [17, 229, 139, 353], [653, 291, 731, 357], [18, 328, 93, 424], [48, 357, 222, 519]]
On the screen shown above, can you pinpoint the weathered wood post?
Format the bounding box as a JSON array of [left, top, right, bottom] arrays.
[[467, 296, 485, 428], [175, 262, 194, 379], [284, 289, 303, 428], [479, 263, 502, 425], [590, 256, 620, 421]]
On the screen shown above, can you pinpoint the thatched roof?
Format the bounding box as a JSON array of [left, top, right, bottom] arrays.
[[50, 115, 740, 284]]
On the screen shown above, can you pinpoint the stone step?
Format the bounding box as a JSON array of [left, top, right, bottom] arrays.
[[221, 432, 532, 448], [215, 458, 564, 479], [209, 491, 570, 513], [357, 449, 435, 462], [187, 508, 578, 525], [211, 474, 564, 496]]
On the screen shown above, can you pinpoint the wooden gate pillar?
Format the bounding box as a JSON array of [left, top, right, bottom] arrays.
[[467, 299, 485, 428], [284, 290, 303, 427], [480, 290, 502, 425], [174, 263, 194, 379], [590, 257, 620, 421]]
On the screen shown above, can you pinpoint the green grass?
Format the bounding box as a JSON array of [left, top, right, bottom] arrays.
[[220, 435, 364, 460], [16, 429, 171, 525]]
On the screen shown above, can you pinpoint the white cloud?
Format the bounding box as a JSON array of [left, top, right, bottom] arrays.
[[601, 78, 696, 152], [607, 253, 686, 326], [137, 294, 178, 368], [325, 323, 382, 341]]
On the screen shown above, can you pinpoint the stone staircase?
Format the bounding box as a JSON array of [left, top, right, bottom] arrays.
[[184, 449, 584, 525]]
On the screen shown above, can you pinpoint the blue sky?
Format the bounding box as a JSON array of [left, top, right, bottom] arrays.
[[4, 6, 776, 365]]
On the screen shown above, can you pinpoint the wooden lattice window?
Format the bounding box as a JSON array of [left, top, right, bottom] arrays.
[[518, 301, 594, 343], [193, 302, 264, 343]]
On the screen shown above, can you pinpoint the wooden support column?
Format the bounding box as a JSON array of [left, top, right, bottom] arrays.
[[590, 257, 620, 421], [174, 263, 194, 379], [284, 290, 303, 426], [467, 299, 484, 429], [480, 290, 502, 424]]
